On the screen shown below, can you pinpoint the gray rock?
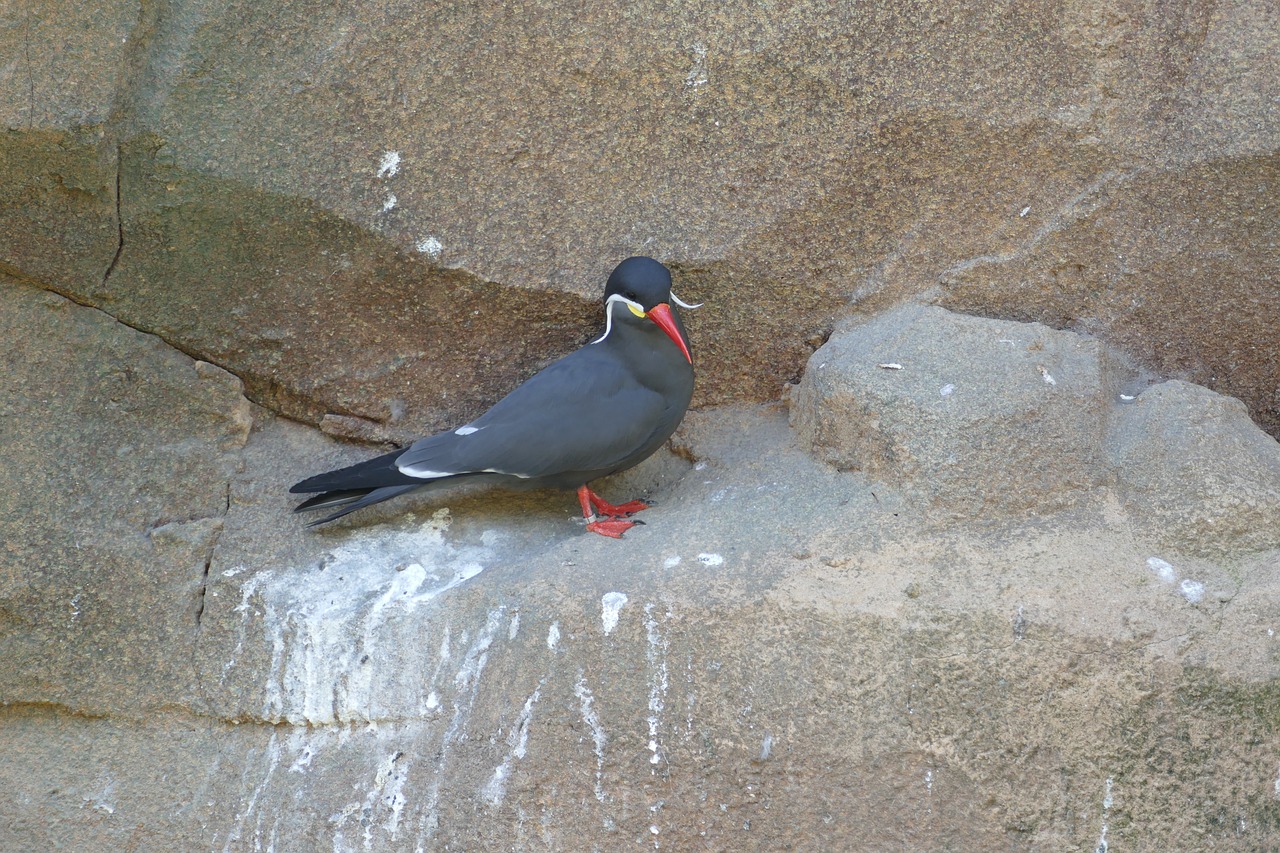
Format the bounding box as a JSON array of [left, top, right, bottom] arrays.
[[792, 305, 1280, 558], [1108, 380, 1280, 556], [790, 304, 1122, 517], [0, 282, 250, 714], [4, 284, 1280, 850]]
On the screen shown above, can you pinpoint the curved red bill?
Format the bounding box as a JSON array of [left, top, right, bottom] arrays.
[[645, 303, 692, 363]]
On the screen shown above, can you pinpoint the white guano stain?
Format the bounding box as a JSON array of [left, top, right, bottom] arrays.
[[376, 150, 401, 178], [1095, 777, 1113, 853], [574, 672, 608, 802], [697, 553, 724, 567], [1179, 579, 1206, 604], [644, 604, 671, 769], [416, 236, 444, 260], [601, 592, 628, 636], [219, 731, 282, 853], [1146, 556, 1177, 583], [420, 608, 505, 841], [546, 621, 561, 651], [685, 42, 708, 89], [225, 509, 493, 725], [482, 682, 543, 805], [366, 753, 410, 845]]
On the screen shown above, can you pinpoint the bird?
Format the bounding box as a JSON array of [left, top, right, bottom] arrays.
[[290, 256, 698, 538]]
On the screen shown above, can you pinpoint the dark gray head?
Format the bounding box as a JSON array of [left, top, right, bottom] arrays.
[[595, 256, 694, 364], [604, 256, 673, 311]]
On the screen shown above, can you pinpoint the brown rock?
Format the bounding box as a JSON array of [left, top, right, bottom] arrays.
[[4, 0, 1276, 435]]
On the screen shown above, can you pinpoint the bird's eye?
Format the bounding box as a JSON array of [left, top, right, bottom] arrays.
[[624, 291, 637, 302]]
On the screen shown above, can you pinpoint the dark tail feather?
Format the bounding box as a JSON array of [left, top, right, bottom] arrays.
[[300, 485, 422, 527], [293, 489, 378, 513], [290, 448, 410, 494]]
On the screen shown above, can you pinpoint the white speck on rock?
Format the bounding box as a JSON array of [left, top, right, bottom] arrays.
[[1020, 205, 1031, 217], [878, 362, 903, 370], [939, 383, 955, 397], [546, 622, 561, 650], [416, 236, 444, 260], [1038, 365, 1056, 385], [759, 732, 773, 761], [1179, 579, 1205, 604], [376, 150, 401, 178], [697, 553, 724, 567], [1146, 557, 1177, 583], [685, 42, 708, 89], [601, 592, 628, 636], [663, 555, 682, 569], [382, 193, 397, 212]]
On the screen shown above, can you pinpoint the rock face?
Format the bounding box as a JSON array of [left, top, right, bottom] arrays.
[[791, 305, 1280, 558], [2, 0, 1278, 435], [4, 280, 1280, 850], [790, 305, 1122, 517], [4, 0, 1280, 847]]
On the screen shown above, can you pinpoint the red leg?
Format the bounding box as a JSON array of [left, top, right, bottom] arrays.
[[577, 485, 647, 538]]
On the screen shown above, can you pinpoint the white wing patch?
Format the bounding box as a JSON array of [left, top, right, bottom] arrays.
[[398, 465, 456, 479], [455, 425, 480, 435]]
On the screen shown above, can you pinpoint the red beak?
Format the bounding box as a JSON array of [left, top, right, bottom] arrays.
[[645, 303, 692, 363]]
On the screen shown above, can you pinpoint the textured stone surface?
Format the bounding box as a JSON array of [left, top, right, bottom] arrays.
[[791, 304, 1128, 517], [4, 0, 1280, 847], [1109, 380, 1280, 556], [0, 280, 250, 714], [938, 156, 1280, 435], [793, 306, 1280, 553], [2, 0, 1278, 435], [4, 285, 1280, 849]]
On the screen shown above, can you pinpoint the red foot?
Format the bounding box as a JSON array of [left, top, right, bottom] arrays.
[[586, 519, 640, 539], [578, 485, 651, 519], [577, 485, 650, 538]]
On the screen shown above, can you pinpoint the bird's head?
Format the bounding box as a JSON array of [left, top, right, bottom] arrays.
[[596, 256, 698, 363]]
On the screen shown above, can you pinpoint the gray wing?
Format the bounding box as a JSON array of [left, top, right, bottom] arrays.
[[395, 348, 666, 480]]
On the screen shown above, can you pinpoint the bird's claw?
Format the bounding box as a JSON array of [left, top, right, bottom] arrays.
[[605, 499, 652, 516], [589, 496, 652, 518], [586, 518, 642, 539]]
